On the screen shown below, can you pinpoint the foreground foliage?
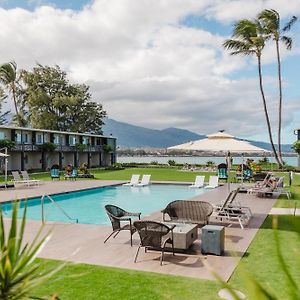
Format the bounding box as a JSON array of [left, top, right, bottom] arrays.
[[0, 202, 57, 299]]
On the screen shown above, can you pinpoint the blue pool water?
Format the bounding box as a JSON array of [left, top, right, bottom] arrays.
[[2, 184, 206, 225]]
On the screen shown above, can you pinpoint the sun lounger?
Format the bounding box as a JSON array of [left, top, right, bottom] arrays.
[[12, 171, 37, 187], [204, 176, 219, 189], [189, 175, 205, 188], [212, 188, 252, 229], [20, 171, 41, 186], [136, 175, 151, 187], [123, 174, 140, 186]]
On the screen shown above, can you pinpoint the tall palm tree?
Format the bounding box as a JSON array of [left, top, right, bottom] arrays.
[[0, 61, 23, 126], [223, 19, 281, 166], [258, 9, 297, 166]]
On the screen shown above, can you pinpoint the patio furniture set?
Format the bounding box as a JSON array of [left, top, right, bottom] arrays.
[[103, 186, 251, 265]]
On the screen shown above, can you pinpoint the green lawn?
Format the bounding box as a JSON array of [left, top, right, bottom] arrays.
[[32, 215, 300, 300], [3, 166, 299, 208]]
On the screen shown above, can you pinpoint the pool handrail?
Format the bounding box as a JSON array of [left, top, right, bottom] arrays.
[[41, 194, 79, 224]]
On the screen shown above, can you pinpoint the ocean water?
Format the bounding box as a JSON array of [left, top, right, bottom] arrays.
[[117, 155, 298, 167]]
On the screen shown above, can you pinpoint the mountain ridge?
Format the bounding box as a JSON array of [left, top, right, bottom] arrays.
[[102, 118, 293, 152]]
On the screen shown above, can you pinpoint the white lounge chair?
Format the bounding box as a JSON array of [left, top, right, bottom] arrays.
[[212, 188, 252, 229], [189, 176, 205, 188], [123, 174, 140, 186], [21, 171, 41, 186], [12, 171, 31, 187], [204, 176, 219, 189], [136, 175, 151, 187]]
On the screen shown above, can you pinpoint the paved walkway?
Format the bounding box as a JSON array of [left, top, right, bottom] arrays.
[[269, 207, 300, 216], [3, 182, 276, 282]]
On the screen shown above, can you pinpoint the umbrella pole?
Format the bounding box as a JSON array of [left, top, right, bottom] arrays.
[[227, 152, 231, 192], [241, 153, 244, 188], [5, 147, 7, 185]]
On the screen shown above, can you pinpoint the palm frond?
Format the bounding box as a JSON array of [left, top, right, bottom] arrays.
[[223, 39, 254, 55], [282, 16, 297, 32], [281, 35, 293, 50]]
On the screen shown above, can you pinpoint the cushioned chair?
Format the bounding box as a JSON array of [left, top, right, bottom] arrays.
[[161, 200, 213, 226], [133, 220, 175, 265], [104, 205, 141, 246], [217, 163, 228, 181], [50, 168, 60, 180]]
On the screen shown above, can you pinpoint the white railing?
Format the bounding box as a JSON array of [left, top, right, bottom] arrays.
[[41, 194, 78, 224]]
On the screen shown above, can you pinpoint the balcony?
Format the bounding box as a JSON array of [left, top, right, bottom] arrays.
[[11, 144, 104, 153]]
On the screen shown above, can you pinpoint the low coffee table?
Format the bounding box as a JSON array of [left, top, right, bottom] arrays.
[[163, 222, 198, 250]]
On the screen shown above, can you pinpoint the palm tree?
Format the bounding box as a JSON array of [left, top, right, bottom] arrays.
[[223, 19, 281, 166], [258, 9, 297, 166], [0, 61, 24, 126]]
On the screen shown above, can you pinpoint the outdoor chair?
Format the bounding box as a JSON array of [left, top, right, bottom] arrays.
[[21, 171, 41, 186], [64, 168, 78, 180], [204, 176, 219, 189], [12, 171, 38, 187], [217, 163, 228, 181], [123, 174, 140, 186], [161, 200, 213, 226], [133, 220, 175, 266], [104, 205, 141, 246], [212, 188, 252, 229], [136, 174, 151, 186], [189, 175, 205, 188], [50, 168, 60, 180]]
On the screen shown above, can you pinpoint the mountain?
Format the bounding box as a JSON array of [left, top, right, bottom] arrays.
[[102, 118, 205, 148], [102, 118, 293, 152]]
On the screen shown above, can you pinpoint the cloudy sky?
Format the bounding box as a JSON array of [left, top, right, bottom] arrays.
[[0, 0, 299, 143]]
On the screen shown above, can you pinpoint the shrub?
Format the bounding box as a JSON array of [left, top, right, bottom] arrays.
[[0, 139, 15, 150], [75, 143, 87, 152], [38, 142, 57, 152], [150, 160, 159, 165], [0, 201, 60, 299], [168, 159, 176, 166], [292, 141, 300, 155]]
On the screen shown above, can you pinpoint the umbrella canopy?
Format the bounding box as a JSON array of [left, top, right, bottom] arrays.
[[168, 131, 268, 154]]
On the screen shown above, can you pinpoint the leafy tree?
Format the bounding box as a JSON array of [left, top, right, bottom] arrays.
[[223, 19, 281, 167], [21, 65, 106, 134], [0, 88, 9, 124], [258, 9, 297, 165], [0, 61, 26, 126]]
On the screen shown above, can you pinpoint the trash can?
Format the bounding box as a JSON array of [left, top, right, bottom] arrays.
[[201, 225, 225, 255]]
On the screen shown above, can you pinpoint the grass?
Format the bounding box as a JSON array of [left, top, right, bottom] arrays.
[[31, 215, 300, 300], [2, 166, 299, 208]]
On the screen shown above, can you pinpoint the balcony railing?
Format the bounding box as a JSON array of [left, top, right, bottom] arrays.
[[11, 144, 104, 152]]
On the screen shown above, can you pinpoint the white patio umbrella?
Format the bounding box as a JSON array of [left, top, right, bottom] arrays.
[[168, 131, 268, 188]]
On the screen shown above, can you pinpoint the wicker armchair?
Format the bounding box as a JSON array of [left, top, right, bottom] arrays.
[[133, 220, 175, 266], [104, 205, 141, 246], [161, 200, 213, 226]]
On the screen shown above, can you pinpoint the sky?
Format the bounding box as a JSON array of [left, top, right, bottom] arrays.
[[0, 0, 299, 144]]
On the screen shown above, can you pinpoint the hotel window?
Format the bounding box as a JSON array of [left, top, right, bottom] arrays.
[[36, 134, 44, 145], [69, 136, 77, 145], [82, 137, 89, 145], [22, 133, 28, 143], [16, 133, 22, 143], [0, 132, 4, 140], [54, 135, 60, 145]]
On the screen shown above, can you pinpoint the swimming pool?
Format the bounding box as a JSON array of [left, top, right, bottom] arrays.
[[2, 184, 207, 225]]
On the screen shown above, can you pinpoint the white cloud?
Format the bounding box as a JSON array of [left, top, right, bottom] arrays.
[[0, 0, 299, 143]]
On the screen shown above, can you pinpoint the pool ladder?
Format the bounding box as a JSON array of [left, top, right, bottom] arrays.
[[41, 194, 79, 224]]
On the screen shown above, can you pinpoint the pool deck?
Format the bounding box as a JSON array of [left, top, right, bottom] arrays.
[[0, 179, 126, 203], [3, 180, 276, 282]]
